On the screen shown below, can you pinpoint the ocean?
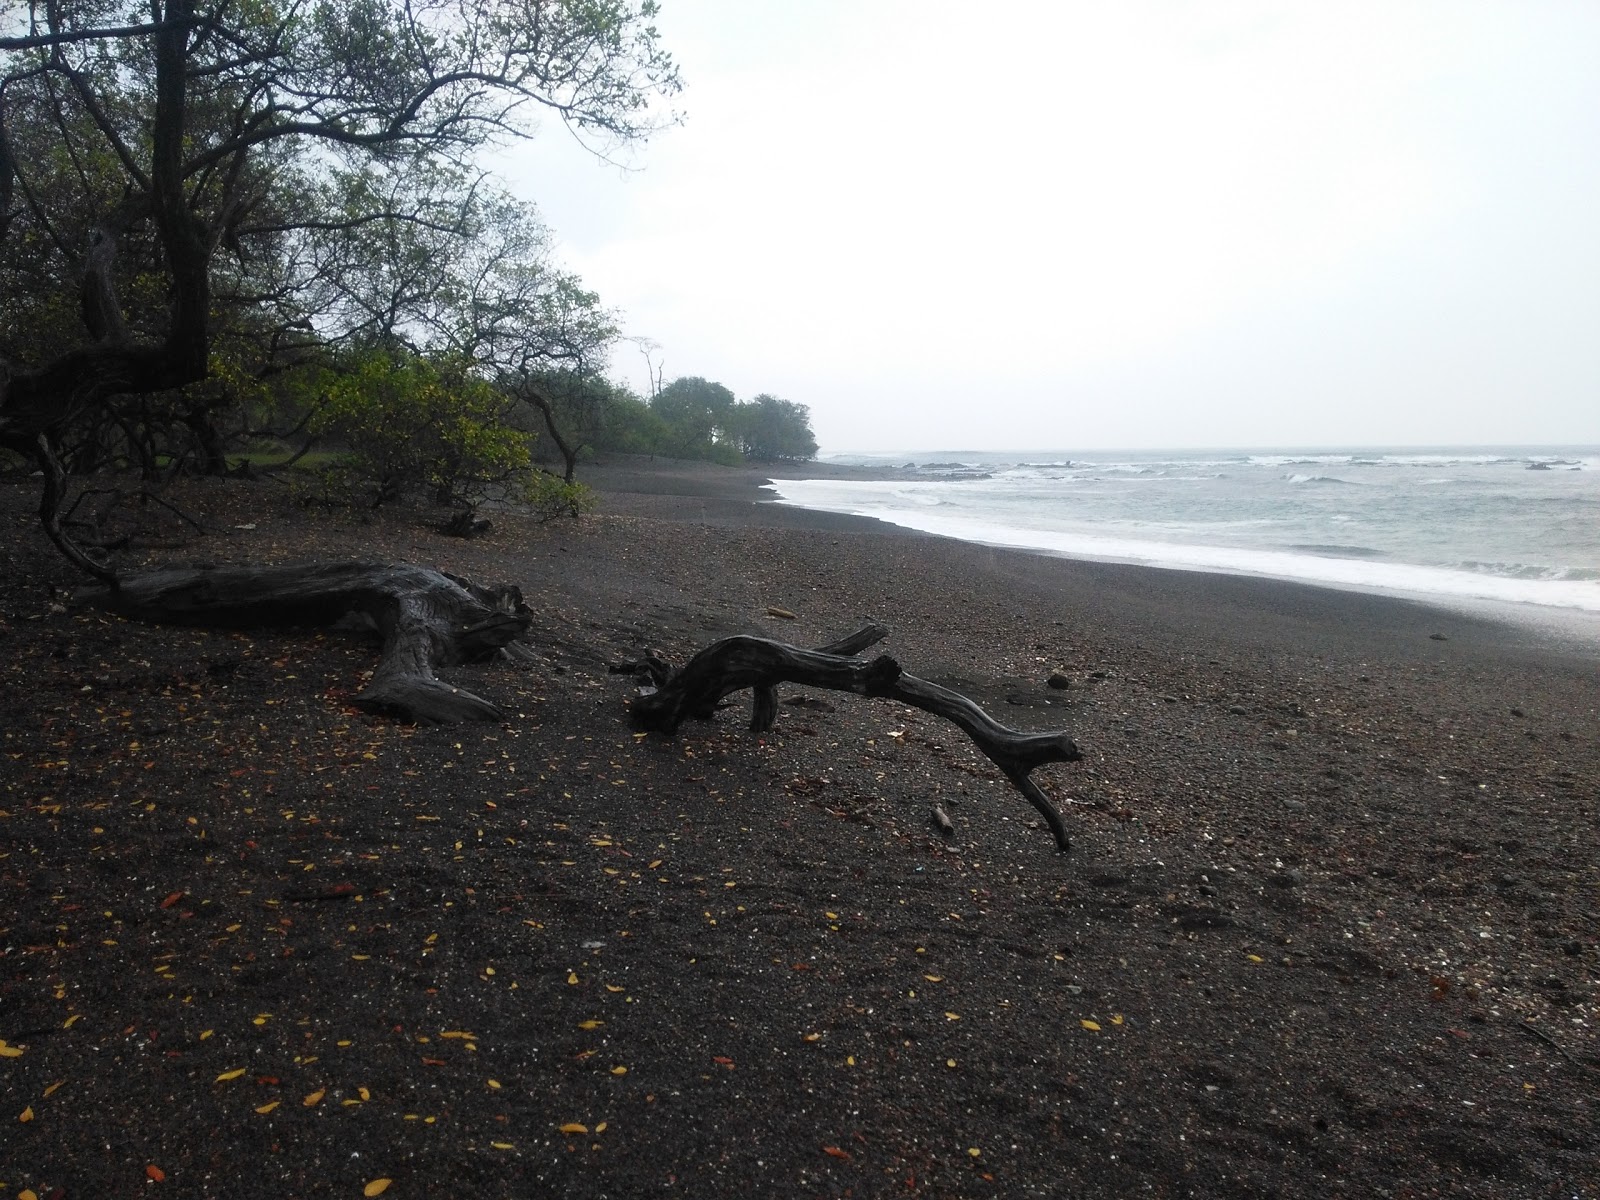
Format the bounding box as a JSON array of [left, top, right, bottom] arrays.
[[765, 447, 1600, 619]]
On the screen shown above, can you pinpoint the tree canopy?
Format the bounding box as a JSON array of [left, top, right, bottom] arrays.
[[641, 377, 817, 464], [1, 0, 680, 573]]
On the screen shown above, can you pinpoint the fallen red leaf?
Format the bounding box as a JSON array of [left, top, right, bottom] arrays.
[[822, 1145, 852, 1160], [421, 1057, 446, 1066], [146, 1164, 166, 1182], [160, 892, 183, 909]]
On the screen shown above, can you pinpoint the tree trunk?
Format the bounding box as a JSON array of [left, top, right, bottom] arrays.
[[620, 626, 1084, 852], [83, 562, 533, 723]]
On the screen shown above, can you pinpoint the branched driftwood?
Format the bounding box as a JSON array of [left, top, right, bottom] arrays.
[[617, 625, 1083, 851], [83, 562, 533, 723]]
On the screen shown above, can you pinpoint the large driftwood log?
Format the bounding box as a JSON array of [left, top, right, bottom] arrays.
[[83, 562, 533, 723], [621, 625, 1083, 852]]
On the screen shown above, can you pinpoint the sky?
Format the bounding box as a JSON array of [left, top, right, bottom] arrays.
[[498, 1, 1600, 454]]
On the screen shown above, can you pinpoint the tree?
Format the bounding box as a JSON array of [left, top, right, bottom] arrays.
[[726, 393, 818, 463], [649, 375, 737, 461], [311, 347, 533, 511], [1, 0, 680, 579]]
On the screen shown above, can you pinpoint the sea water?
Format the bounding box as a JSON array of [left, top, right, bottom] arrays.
[[765, 448, 1600, 618]]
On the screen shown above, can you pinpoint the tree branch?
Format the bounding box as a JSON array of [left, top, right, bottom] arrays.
[[624, 627, 1084, 852]]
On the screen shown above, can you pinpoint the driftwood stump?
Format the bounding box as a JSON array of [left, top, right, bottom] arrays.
[[619, 625, 1083, 851], [83, 562, 532, 723]]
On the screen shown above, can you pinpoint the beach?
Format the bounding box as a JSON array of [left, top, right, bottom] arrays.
[[1, 459, 1596, 1198]]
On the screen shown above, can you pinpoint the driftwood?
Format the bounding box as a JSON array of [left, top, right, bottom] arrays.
[[82, 562, 533, 723], [618, 625, 1083, 852]]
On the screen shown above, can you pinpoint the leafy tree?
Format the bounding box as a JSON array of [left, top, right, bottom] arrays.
[[0, 0, 680, 578], [313, 348, 532, 510], [649, 375, 737, 461], [726, 393, 818, 462]]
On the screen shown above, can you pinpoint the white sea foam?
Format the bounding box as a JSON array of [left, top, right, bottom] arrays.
[[767, 448, 1600, 628]]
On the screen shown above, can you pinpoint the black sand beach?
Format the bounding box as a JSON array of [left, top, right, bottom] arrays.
[[1, 459, 1596, 1198]]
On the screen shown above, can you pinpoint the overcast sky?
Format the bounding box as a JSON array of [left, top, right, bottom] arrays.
[[499, 1, 1600, 454]]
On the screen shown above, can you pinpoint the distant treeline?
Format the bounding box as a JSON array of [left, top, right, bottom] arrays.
[[546, 375, 819, 468]]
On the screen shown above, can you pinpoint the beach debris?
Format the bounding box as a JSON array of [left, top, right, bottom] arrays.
[[1047, 672, 1071, 689], [931, 805, 955, 836], [617, 622, 1083, 852], [766, 605, 798, 619], [82, 562, 536, 724]]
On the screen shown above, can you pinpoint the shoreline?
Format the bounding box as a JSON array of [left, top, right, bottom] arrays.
[[3, 468, 1597, 1197], [582, 454, 1600, 660]]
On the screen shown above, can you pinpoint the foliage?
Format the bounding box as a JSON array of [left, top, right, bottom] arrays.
[[648, 376, 736, 459], [524, 472, 597, 521], [632, 376, 818, 465], [725, 393, 820, 462], [312, 349, 533, 509], [0, 0, 680, 572]]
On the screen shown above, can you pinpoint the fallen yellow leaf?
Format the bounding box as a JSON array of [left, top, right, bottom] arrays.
[[487, 1079, 502, 1089], [567, 972, 579, 986], [439, 1031, 478, 1040], [604, 985, 624, 994], [944, 1012, 961, 1021], [255, 1101, 280, 1114], [0, 1040, 23, 1057], [20, 1104, 35, 1122], [43, 1081, 64, 1097], [358, 1087, 371, 1101], [610, 1065, 627, 1076], [1080, 1019, 1101, 1032], [20, 1190, 39, 1200], [559, 1122, 588, 1135], [578, 1020, 604, 1030], [215, 1068, 246, 1082], [302, 1088, 325, 1107], [491, 1141, 514, 1150], [595, 1121, 608, 1133], [363, 1180, 392, 1197], [924, 974, 944, 982], [62, 1014, 80, 1029]]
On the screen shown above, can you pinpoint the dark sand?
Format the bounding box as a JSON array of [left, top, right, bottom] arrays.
[[1, 459, 1596, 1199]]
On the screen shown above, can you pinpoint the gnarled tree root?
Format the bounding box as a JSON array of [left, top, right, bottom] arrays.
[[619, 625, 1082, 852], [82, 562, 533, 723]]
